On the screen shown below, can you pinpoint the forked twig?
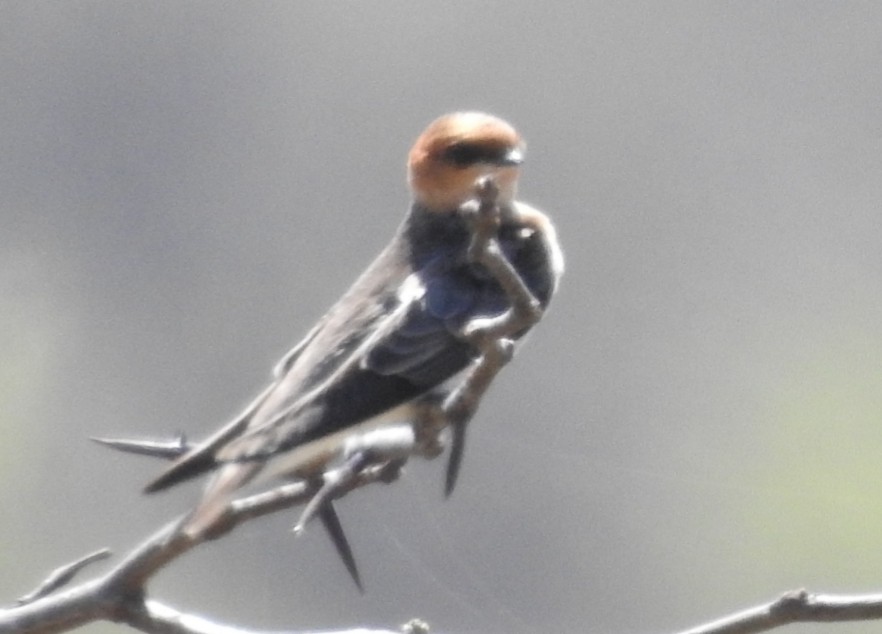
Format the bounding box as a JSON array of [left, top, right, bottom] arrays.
[[431, 177, 544, 495], [15, 550, 112, 607]]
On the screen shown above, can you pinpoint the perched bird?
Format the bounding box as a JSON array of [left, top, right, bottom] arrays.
[[144, 111, 563, 580]]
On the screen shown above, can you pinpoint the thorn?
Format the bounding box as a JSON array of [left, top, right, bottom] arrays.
[[91, 434, 190, 460], [16, 548, 112, 605], [319, 503, 363, 593], [444, 422, 467, 497], [293, 451, 370, 534]]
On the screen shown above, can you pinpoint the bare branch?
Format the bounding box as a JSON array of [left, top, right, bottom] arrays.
[[428, 177, 545, 495], [124, 599, 406, 634], [461, 178, 543, 340], [0, 472, 394, 634], [15, 550, 112, 606], [676, 589, 882, 634]]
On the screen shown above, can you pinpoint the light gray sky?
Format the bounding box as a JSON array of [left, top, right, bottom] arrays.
[[3, 3, 882, 633]]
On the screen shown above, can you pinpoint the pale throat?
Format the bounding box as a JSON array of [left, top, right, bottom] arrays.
[[412, 165, 520, 211]]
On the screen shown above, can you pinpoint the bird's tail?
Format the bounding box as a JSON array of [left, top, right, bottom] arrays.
[[144, 403, 260, 493], [144, 452, 217, 493]]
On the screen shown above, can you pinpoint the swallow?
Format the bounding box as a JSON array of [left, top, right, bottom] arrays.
[[144, 111, 564, 581]]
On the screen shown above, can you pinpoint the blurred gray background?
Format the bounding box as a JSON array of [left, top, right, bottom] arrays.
[[3, 2, 882, 633]]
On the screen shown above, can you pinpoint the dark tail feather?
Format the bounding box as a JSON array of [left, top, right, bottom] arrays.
[[143, 406, 259, 493], [143, 381, 276, 494], [144, 453, 217, 493]]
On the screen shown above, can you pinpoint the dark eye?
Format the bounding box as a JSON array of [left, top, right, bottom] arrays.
[[443, 142, 486, 167]]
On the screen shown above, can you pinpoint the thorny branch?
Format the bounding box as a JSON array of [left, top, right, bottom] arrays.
[[415, 177, 544, 495], [0, 177, 539, 634], [678, 589, 882, 634], [0, 472, 409, 634], [5, 179, 882, 634]]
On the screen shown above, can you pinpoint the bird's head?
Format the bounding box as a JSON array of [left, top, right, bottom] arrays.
[[407, 112, 525, 211]]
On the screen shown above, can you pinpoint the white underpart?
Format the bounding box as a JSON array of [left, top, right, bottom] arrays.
[[257, 402, 418, 483], [397, 272, 426, 304]]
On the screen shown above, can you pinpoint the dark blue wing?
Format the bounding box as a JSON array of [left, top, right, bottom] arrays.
[[364, 257, 512, 387]]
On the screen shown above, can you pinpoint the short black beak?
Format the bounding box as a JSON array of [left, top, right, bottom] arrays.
[[499, 148, 524, 166]]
